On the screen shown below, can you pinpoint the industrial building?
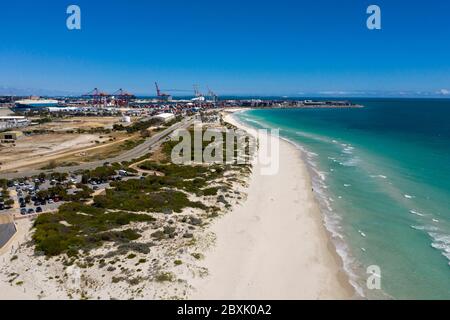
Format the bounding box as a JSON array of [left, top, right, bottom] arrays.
[[0, 131, 23, 142], [14, 98, 60, 109], [154, 113, 176, 123], [0, 116, 30, 130]]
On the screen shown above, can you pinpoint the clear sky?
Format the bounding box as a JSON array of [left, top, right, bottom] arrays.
[[0, 0, 449, 96]]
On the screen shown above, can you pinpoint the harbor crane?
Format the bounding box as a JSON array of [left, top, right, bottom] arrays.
[[111, 88, 135, 107], [83, 88, 111, 106], [207, 86, 219, 103], [155, 82, 172, 101]]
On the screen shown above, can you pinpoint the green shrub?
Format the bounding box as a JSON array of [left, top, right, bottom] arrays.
[[32, 203, 154, 256], [154, 272, 175, 282], [191, 253, 203, 260]]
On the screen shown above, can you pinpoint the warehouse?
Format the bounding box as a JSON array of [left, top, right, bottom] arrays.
[[154, 113, 175, 123], [0, 131, 23, 142]]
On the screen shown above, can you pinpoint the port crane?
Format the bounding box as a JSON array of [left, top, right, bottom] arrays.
[[82, 88, 111, 106], [155, 82, 172, 101], [207, 86, 219, 103], [111, 88, 135, 107], [193, 84, 203, 98]]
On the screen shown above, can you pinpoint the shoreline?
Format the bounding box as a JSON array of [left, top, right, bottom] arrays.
[[0, 109, 355, 300], [191, 110, 355, 299], [231, 108, 363, 298]]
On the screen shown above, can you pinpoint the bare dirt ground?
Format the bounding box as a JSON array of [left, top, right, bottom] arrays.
[[27, 116, 122, 132], [0, 132, 137, 173], [0, 107, 14, 117], [0, 133, 104, 171], [0, 116, 142, 173]]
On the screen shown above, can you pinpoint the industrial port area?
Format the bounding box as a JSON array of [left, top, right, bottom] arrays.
[[0, 83, 361, 173], [0, 83, 361, 130]]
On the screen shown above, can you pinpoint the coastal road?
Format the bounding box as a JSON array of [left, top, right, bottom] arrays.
[[0, 214, 16, 249], [0, 117, 195, 180]]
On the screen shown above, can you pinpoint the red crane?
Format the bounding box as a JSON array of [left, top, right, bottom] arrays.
[[155, 82, 172, 101], [83, 88, 111, 106], [111, 88, 135, 107]]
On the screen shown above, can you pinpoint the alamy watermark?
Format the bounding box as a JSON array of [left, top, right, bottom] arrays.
[[66, 5, 381, 31], [367, 265, 382, 290], [65, 265, 82, 291], [66, 5, 81, 30], [367, 5, 381, 30], [170, 124, 280, 176]]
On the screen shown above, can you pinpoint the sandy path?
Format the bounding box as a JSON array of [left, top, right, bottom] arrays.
[[0, 134, 134, 172], [191, 113, 353, 300]]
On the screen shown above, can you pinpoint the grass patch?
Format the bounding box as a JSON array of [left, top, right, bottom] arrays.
[[33, 202, 154, 256], [94, 188, 206, 213]]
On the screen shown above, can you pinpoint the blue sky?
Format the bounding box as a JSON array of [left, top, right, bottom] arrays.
[[0, 0, 449, 96]]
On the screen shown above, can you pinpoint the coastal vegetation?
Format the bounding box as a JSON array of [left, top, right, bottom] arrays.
[[33, 202, 155, 256], [17, 118, 254, 299], [112, 116, 181, 134]]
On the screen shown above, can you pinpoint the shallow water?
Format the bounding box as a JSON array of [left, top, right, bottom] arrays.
[[236, 99, 450, 299]]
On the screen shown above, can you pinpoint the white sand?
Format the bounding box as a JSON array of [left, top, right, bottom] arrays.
[[0, 219, 34, 300], [191, 113, 354, 299]]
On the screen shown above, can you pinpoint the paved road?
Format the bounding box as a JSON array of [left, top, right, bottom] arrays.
[[0, 117, 194, 180], [0, 214, 16, 249]]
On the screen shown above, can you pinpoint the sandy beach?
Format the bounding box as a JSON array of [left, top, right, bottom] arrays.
[[192, 113, 354, 299], [0, 219, 34, 300], [0, 111, 354, 300]]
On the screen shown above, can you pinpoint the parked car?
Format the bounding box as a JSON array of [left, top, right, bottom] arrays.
[[20, 208, 27, 215], [27, 208, 35, 214], [36, 207, 43, 213]]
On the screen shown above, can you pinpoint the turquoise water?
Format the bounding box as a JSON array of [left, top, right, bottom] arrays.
[[235, 99, 450, 299]]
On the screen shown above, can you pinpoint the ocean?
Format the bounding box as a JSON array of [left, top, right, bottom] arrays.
[[235, 99, 450, 299]]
